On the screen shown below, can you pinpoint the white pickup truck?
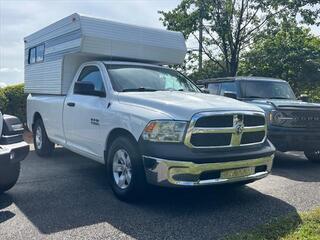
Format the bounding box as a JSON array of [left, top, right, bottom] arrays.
[[25, 14, 275, 200], [27, 61, 275, 200]]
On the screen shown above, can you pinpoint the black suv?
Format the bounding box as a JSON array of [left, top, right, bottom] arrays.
[[199, 77, 320, 163], [0, 112, 29, 193]]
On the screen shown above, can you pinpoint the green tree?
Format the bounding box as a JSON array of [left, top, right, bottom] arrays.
[[159, 0, 320, 77], [0, 89, 8, 112], [188, 61, 226, 80], [240, 21, 320, 92], [2, 84, 27, 123]]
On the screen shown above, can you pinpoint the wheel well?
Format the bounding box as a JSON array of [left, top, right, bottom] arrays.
[[32, 112, 42, 131], [105, 128, 139, 163]]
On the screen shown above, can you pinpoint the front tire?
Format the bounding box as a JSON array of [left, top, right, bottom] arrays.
[[107, 136, 147, 201], [304, 150, 320, 163], [0, 162, 20, 194], [33, 119, 54, 157]]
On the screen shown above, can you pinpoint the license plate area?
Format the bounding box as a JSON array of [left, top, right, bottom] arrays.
[[221, 167, 254, 179]]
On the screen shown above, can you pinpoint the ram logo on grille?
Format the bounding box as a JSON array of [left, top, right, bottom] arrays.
[[184, 111, 267, 149], [235, 117, 244, 135]]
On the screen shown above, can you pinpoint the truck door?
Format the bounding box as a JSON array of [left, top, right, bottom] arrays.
[[63, 65, 107, 160]]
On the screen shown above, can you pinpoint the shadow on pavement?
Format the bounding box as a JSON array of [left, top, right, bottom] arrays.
[[272, 151, 320, 182], [11, 148, 301, 239], [0, 193, 15, 223]]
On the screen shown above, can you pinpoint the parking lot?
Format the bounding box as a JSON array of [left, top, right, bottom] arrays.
[[1, 146, 320, 240]]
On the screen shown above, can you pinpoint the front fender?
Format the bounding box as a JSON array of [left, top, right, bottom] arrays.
[[102, 101, 174, 146]]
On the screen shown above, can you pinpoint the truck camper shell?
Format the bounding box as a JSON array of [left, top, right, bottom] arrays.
[[24, 13, 187, 95]]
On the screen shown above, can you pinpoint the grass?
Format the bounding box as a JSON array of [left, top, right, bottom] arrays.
[[226, 208, 320, 240]]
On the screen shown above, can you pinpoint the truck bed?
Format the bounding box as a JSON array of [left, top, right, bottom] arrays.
[[27, 94, 66, 145]]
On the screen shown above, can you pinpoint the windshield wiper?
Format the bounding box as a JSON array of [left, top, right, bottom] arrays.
[[159, 88, 185, 92], [270, 97, 291, 99], [122, 87, 158, 92], [245, 96, 265, 99]]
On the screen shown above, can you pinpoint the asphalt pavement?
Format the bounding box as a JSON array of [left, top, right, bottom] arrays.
[[1, 147, 320, 240]]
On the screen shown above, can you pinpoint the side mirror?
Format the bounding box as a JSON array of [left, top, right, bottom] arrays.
[[223, 91, 237, 99], [74, 81, 106, 97], [298, 94, 309, 102]]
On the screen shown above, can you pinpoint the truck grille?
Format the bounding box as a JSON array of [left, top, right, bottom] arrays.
[[184, 111, 266, 148], [279, 110, 320, 128]]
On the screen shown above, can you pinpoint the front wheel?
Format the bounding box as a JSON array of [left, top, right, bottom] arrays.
[[304, 150, 320, 163], [0, 162, 20, 194], [106, 136, 147, 201], [33, 119, 54, 157]]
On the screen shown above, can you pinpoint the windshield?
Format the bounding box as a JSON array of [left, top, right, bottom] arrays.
[[240, 81, 296, 100], [105, 64, 200, 92]]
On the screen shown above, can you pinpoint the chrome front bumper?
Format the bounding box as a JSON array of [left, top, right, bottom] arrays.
[[143, 154, 274, 187]]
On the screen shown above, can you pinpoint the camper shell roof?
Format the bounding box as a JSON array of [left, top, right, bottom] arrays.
[[24, 13, 187, 95]]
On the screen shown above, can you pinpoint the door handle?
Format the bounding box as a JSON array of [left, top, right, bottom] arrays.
[[67, 102, 75, 107]]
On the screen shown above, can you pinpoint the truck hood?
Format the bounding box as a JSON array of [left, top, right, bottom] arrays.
[[117, 91, 263, 120], [248, 99, 320, 110]]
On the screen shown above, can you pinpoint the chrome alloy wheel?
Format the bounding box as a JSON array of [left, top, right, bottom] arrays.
[[112, 149, 132, 189], [35, 126, 43, 150]]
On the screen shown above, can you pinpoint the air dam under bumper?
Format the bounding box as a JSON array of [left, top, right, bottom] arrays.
[[268, 126, 320, 151], [143, 155, 274, 187]]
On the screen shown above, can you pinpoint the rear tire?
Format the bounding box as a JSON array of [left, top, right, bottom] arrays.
[[0, 162, 20, 194], [33, 119, 54, 157], [107, 136, 147, 201], [304, 150, 320, 163]]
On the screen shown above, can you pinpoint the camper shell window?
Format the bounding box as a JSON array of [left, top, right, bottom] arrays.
[[28, 48, 36, 64], [28, 44, 45, 64], [36, 44, 45, 62]]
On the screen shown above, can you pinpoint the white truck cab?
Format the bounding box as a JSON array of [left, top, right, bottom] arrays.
[[25, 14, 275, 201]]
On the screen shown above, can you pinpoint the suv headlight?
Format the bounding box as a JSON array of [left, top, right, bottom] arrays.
[[3, 115, 24, 135], [142, 120, 187, 142], [269, 110, 291, 126]]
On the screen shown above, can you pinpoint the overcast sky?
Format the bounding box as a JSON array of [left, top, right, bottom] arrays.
[[0, 0, 181, 85], [0, 0, 319, 86]]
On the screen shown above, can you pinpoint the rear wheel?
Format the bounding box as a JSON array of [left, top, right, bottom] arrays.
[[107, 136, 147, 201], [33, 119, 54, 157], [0, 162, 20, 194], [304, 150, 320, 163]]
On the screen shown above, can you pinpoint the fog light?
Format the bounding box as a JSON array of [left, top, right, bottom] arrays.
[[10, 151, 15, 160]]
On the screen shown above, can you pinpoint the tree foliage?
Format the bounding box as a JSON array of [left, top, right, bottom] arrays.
[[0, 84, 27, 123], [159, 0, 320, 77], [240, 21, 320, 92], [188, 61, 226, 80]]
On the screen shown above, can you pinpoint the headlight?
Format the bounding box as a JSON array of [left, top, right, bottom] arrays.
[[269, 110, 291, 126], [11, 123, 24, 131], [3, 115, 24, 135], [142, 120, 187, 142]]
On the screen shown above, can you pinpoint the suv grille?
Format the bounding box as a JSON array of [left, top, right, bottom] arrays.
[[279, 110, 320, 128], [185, 111, 266, 148]]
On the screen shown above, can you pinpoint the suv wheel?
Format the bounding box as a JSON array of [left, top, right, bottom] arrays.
[[33, 119, 54, 157], [0, 162, 20, 194], [304, 150, 320, 163], [107, 136, 147, 201]]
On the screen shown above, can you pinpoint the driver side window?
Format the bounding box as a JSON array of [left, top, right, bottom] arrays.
[[76, 66, 105, 93], [220, 82, 236, 96]]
